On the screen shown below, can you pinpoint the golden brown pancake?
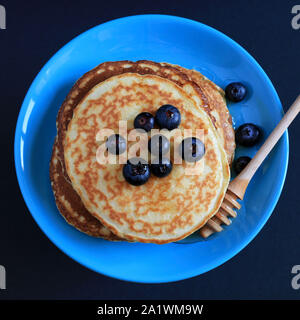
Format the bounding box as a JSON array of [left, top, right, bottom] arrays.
[[53, 60, 209, 238], [52, 60, 234, 240], [64, 73, 230, 244]]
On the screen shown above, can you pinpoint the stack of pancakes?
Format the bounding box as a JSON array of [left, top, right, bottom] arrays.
[[50, 60, 235, 244]]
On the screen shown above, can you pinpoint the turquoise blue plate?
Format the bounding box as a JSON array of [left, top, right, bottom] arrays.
[[14, 15, 288, 283]]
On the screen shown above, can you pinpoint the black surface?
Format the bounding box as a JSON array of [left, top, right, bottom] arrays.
[[1, 0, 300, 299]]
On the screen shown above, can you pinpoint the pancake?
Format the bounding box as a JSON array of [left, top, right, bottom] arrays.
[[50, 137, 121, 240], [52, 60, 235, 239], [54, 60, 211, 238], [162, 63, 235, 164], [64, 73, 230, 244]]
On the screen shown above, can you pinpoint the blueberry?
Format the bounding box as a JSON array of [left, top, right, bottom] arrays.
[[180, 137, 205, 162], [235, 123, 261, 147], [134, 112, 155, 132], [106, 134, 126, 155], [151, 157, 173, 178], [155, 105, 181, 130], [234, 156, 251, 174], [123, 158, 150, 186], [148, 134, 170, 156], [225, 82, 247, 102]]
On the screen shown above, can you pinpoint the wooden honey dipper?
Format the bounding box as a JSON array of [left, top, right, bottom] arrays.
[[200, 95, 300, 238]]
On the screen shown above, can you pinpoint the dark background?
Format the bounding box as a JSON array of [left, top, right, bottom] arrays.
[[1, 0, 299, 299]]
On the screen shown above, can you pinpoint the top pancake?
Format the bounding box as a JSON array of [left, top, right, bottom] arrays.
[[64, 73, 230, 244]]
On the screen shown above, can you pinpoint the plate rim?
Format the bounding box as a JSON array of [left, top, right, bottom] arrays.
[[14, 14, 289, 283]]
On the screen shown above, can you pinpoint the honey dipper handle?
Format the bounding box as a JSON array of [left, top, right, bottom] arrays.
[[229, 95, 300, 199]]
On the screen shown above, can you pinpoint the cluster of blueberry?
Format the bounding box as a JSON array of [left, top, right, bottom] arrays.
[[105, 104, 205, 186], [225, 82, 262, 174], [105, 82, 260, 185]]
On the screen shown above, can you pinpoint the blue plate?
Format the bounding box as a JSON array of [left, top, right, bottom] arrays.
[[14, 15, 288, 283]]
